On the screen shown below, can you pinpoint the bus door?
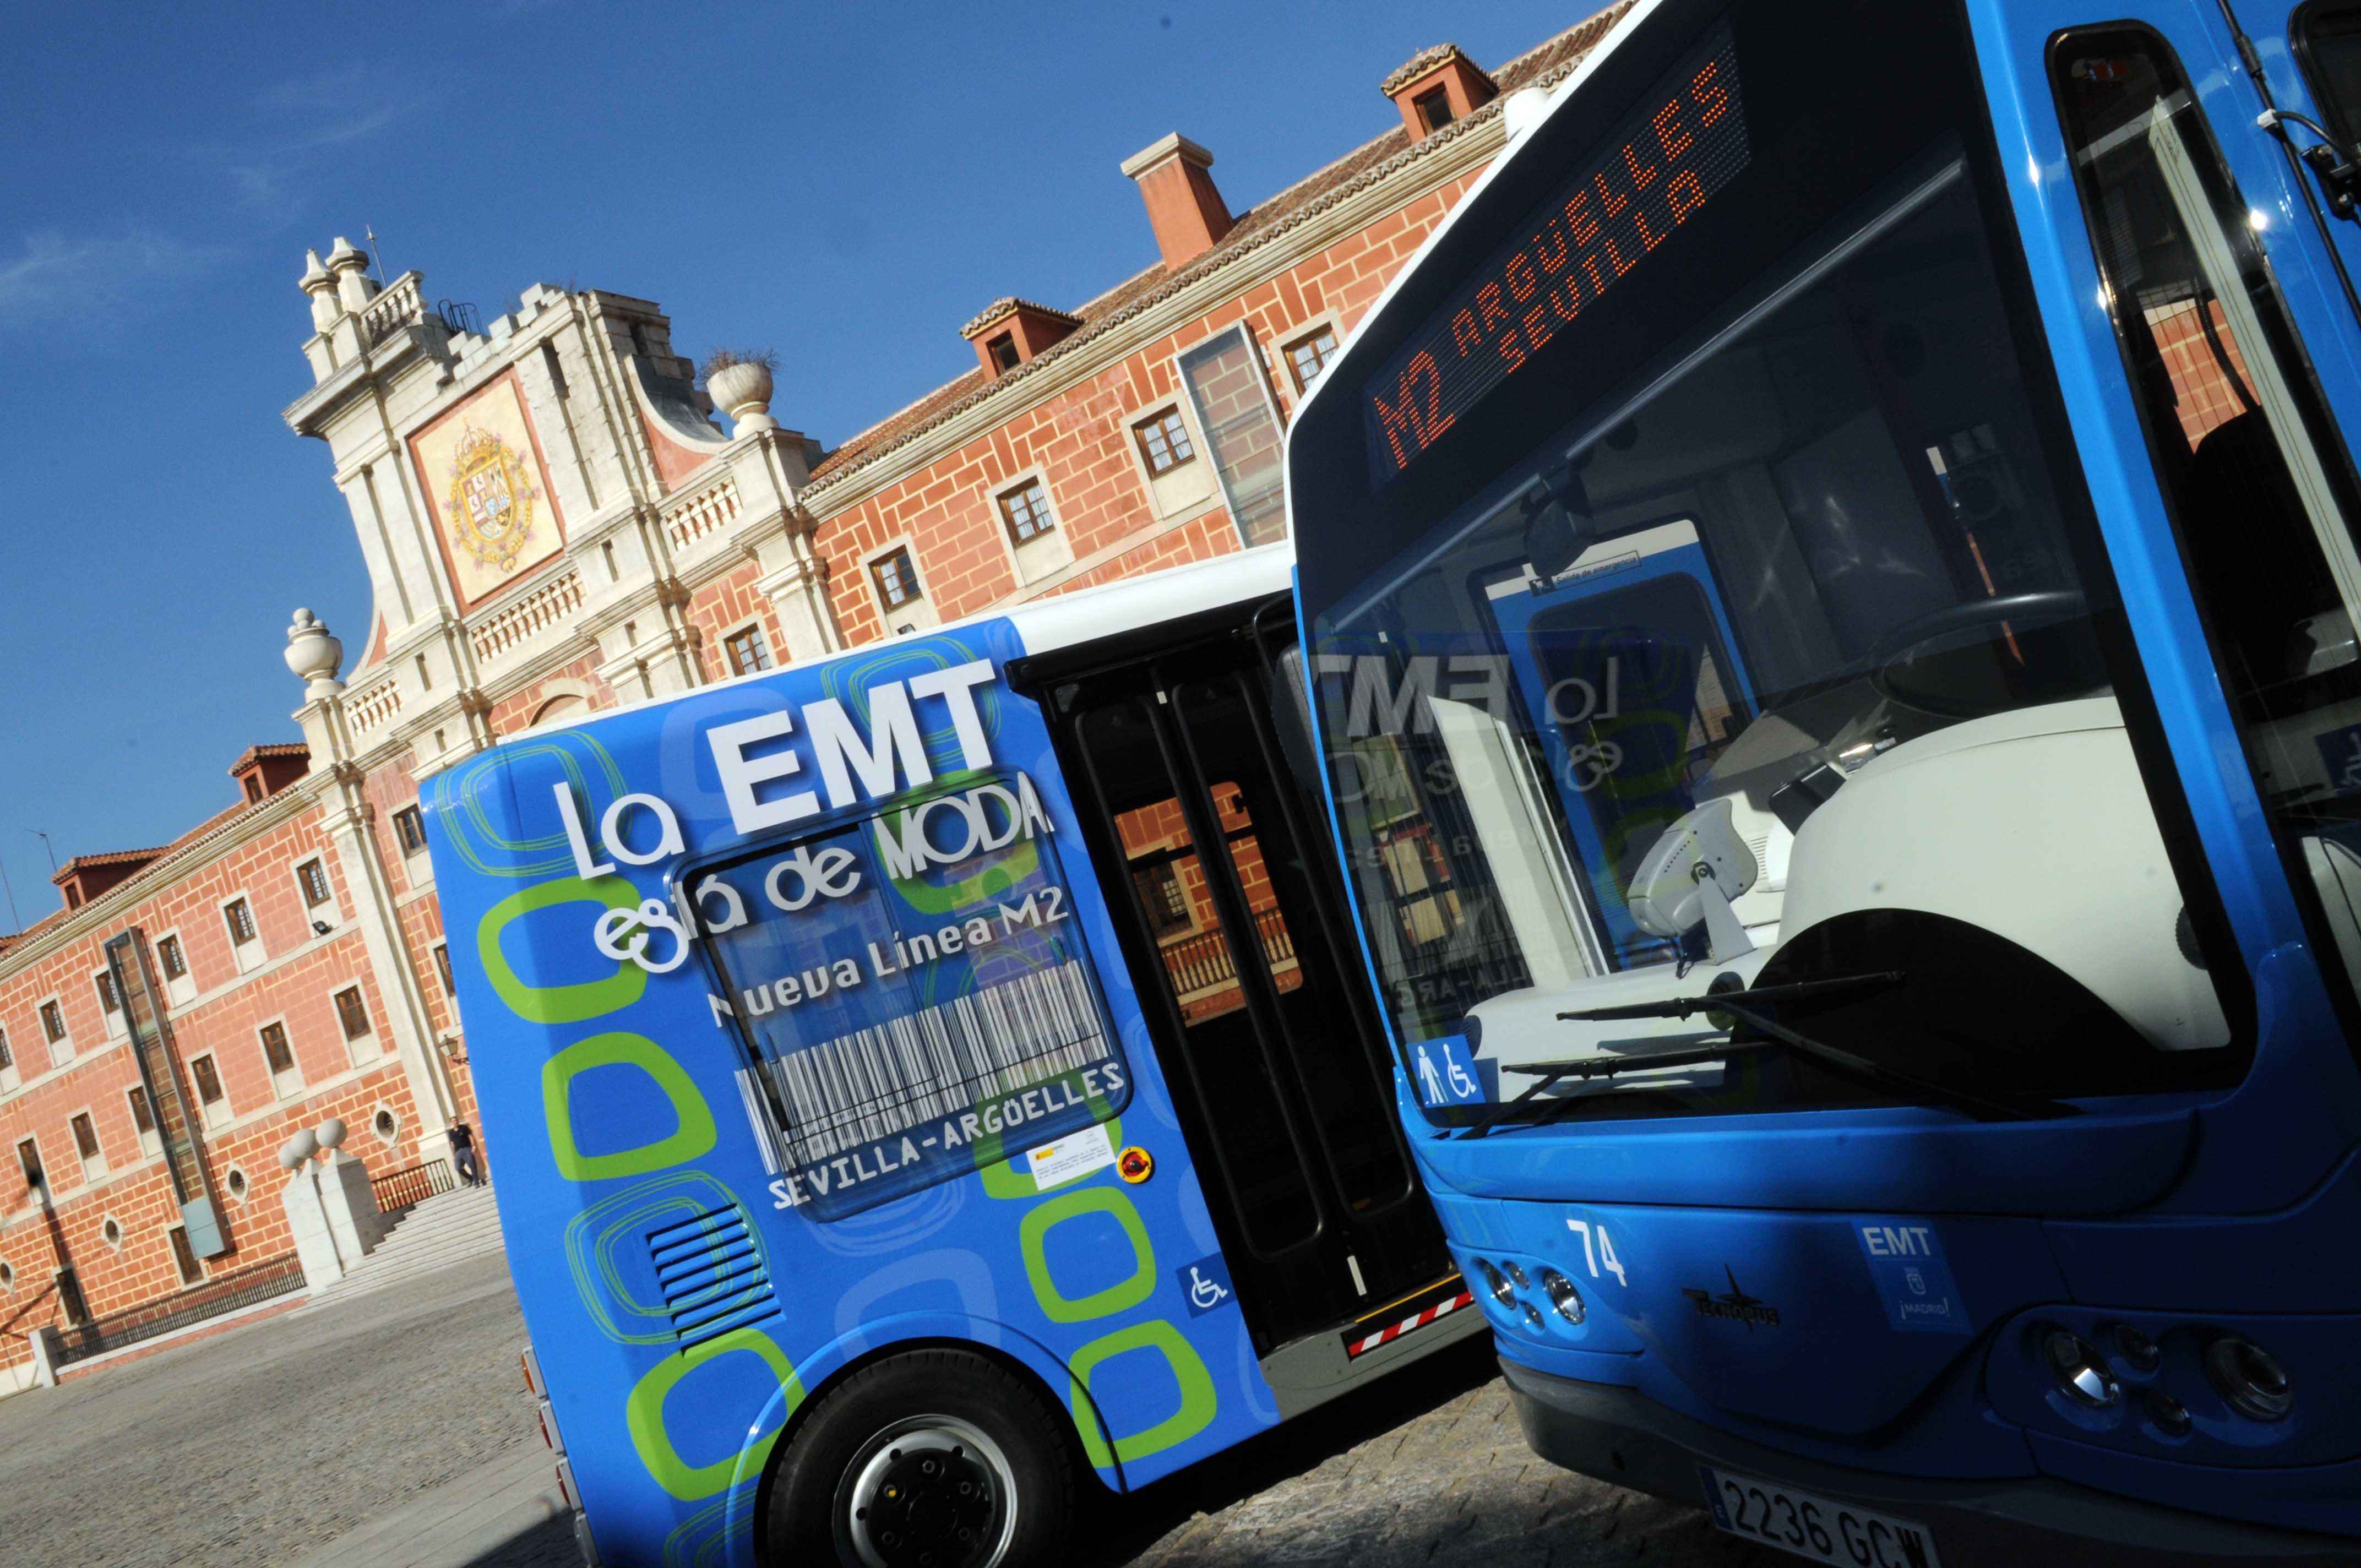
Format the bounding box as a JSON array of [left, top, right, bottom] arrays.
[[1018, 608, 1453, 1355]]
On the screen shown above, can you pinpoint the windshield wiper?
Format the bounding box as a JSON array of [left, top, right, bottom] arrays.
[[1462, 970, 2077, 1135]]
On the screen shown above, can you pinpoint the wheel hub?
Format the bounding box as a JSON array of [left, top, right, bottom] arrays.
[[845, 1422, 1011, 1568]]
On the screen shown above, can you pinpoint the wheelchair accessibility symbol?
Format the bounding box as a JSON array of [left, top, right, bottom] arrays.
[[1177, 1254, 1236, 1317]]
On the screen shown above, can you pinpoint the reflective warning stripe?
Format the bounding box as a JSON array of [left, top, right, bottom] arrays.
[[1344, 1289, 1475, 1358]]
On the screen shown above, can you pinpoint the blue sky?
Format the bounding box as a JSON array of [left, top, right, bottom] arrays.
[[0, 1, 1579, 929]]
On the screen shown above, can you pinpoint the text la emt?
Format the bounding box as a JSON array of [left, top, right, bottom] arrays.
[[536, 657, 1061, 968]]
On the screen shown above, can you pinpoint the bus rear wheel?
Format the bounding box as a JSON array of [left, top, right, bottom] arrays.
[[767, 1348, 1075, 1568]]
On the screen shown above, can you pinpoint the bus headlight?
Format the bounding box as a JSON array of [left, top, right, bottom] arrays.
[[2044, 1330, 2120, 1408], [1539, 1268, 1585, 1325], [1502, 1260, 1531, 1292], [2206, 1336, 2293, 1422], [1475, 1259, 1514, 1307]]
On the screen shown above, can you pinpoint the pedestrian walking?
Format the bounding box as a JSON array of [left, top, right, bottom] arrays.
[[449, 1121, 484, 1187]]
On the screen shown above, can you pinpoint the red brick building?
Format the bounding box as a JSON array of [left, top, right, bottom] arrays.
[[0, 11, 1627, 1392]]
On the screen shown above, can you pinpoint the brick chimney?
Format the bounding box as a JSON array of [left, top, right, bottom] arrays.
[[1383, 45, 1498, 141], [961, 298, 1085, 380], [1120, 134, 1234, 272]]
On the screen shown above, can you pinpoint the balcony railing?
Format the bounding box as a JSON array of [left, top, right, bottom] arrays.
[[370, 1158, 455, 1217], [51, 1253, 306, 1366], [1159, 906, 1296, 999]]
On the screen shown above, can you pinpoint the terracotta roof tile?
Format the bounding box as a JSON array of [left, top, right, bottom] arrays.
[[1381, 43, 1496, 99], [960, 297, 1085, 340], [804, 3, 1631, 495], [51, 846, 171, 883]]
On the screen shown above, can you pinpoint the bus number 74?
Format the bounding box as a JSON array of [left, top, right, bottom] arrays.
[[1566, 1218, 1628, 1286]]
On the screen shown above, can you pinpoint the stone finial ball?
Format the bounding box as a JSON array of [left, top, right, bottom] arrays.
[[279, 1130, 319, 1170], [314, 1118, 348, 1151]]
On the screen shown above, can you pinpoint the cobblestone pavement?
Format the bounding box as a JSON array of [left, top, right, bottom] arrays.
[[1079, 1337, 1768, 1568], [0, 1259, 543, 1568], [0, 1253, 1763, 1568]]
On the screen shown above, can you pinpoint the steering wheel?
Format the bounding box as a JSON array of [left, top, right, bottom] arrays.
[[1867, 590, 2090, 718]]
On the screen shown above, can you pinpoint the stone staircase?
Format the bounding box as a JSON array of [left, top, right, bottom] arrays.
[[303, 1183, 510, 1306]]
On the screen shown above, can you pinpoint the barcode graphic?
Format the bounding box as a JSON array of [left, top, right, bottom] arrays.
[[736, 1068, 790, 1176], [758, 960, 1109, 1164]]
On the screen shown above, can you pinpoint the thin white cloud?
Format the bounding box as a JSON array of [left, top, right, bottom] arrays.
[[0, 230, 216, 325], [218, 97, 418, 208]]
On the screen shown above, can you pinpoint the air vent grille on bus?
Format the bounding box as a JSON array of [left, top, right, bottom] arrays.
[[646, 1203, 779, 1349]]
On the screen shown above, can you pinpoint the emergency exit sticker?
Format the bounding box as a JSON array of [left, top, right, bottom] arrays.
[[1854, 1218, 1970, 1335]]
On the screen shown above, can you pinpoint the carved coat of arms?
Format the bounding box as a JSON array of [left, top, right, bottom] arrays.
[[445, 423, 541, 573]]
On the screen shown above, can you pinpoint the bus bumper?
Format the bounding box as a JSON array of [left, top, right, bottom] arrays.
[[1499, 1358, 2358, 1565]]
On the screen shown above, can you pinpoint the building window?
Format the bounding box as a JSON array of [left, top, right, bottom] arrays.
[[871, 547, 923, 611], [1286, 326, 1340, 394], [1133, 859, 1195, 938], [259, 1022, 300, 1096], [393, 805, 429, 857], [167, 1226, 203, 1287], [1414, 86, 1454, 134], [70, 1113, 103, 1178], [157, 934, 186, 980], [95, 971, 119, 1015], [297, 858, 332, 909], [724, 624, 775, 676], [335, 986, 373, 1042], [986, 332, 1020, 374], [433, 944, 456, 998], [189, 1054, 226, 1119], [223, 898, 256, 946], [39, 1000, 65, 1043], [15, 1137, 42, 1191], [1134, 409, 1197, 476], [127, 1086, 155, 1136], [242, 774, 264, 804], [0, 1027, 12, 1071], [998, 479, 1056, 546]]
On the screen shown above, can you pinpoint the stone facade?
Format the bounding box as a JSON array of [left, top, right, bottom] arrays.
[[0, 9, 1626, 1390]]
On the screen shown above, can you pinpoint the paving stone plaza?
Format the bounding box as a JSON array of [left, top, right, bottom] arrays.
[[0, 1246, 1760, 1568]]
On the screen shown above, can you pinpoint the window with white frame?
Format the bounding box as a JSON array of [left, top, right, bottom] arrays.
[[297, 857, 334, 916], [223, 897, 263, 974], [15, 1135, 43, 1196], [0, 1026, 15, 1093], [723, 622, 775, 676], [867, 545, 938, 633], [1284, 324, 1341, 394], [996, 478, 1057, 547], [69, 1111, 105, 1182], [334, 985, 375, 1065], [94, 968, 126, 1039], [188, 1052, 230, 1130], [156, 932, 195, 1006], [432, 943, 456, 999], [258, 1021, 302, 1099], [37, 998, 70, 1064], [1133, 407, 1197, 475], [871, 547, 922, 610], [393, 805, 429, 859], [126, 1085, 161, 1159]]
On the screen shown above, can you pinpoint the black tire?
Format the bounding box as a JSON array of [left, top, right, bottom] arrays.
[[764, 1348, 1076, 1568]]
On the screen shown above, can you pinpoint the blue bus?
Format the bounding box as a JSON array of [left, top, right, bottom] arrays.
[[1286, 0, 2361, 1561], [423, 546, 1476, 1566]]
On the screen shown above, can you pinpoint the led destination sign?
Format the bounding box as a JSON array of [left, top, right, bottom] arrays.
[[1364, 26, 1751, 482]]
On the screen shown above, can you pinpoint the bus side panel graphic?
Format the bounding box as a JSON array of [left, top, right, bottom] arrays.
[[425, 617, 1279, 1563]]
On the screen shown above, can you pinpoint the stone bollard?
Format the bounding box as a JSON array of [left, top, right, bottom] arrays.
[[26, 1325, 60, 1388], [280, 1128, 345, 1291], [312, 1118, 389, 1261]]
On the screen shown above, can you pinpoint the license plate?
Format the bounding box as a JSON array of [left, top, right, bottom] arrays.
[[1699, 1466, 1943, 1567]]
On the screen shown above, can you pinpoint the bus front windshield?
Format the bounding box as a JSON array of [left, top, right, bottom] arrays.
[[1298, 0, 2240, 1123]]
